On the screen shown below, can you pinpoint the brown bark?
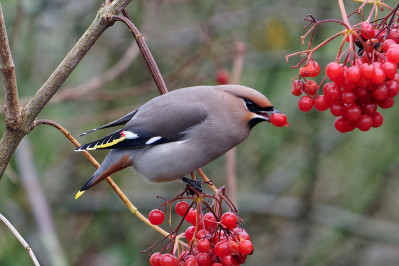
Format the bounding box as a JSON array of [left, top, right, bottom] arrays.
[[0, 3, 21, 127], [0, 0, 133, 181]]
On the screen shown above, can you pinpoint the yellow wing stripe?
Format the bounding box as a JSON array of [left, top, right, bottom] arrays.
[[88, 136, 127, 150]]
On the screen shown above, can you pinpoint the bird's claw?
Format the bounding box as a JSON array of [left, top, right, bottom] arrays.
[[181, 177, 202, 193]]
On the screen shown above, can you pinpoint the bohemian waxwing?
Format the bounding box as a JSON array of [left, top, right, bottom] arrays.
[[75, 85, 279, 198]]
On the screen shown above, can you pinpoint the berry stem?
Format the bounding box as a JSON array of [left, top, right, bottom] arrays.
[[337, 0, 355, 52], [197, 168, 218, 194]]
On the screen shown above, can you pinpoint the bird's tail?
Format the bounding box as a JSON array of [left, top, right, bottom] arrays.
[[75, 152, 133, 199]]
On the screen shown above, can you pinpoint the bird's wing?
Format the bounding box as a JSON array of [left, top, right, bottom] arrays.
[[75, 128, 172, 151], [75, 101, 208, 151], [78, 109, 139, 137]]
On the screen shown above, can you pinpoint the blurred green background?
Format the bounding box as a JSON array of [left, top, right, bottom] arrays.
[[1, 0, 399, 265]]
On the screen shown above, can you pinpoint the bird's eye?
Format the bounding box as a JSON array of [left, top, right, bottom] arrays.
[[244, 99, 255, 110]]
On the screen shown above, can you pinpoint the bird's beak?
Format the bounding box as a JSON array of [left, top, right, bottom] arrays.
[[255, 106, 280, 122]]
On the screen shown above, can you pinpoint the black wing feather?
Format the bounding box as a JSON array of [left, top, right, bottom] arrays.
[[75, 128, 175, 151], [79, 109, 139, 137]]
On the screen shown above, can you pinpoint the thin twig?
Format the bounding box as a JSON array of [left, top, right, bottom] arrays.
[[0, 0, 133, 181], [197, 169, 218, 194], [108, 12, 168, 95], [33, 119, 171, 238], [0, 213, 40, 266], [0, 3, 21, 127]]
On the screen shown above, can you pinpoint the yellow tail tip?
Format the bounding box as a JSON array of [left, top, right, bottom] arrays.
[[75, 191, 85, 199]]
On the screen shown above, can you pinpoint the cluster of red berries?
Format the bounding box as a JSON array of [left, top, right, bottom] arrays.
[[148, 200, 254, 266], [292, 22, 399, 132]]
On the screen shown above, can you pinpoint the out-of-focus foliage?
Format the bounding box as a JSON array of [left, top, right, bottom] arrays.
[[1, 0, 399, 265]]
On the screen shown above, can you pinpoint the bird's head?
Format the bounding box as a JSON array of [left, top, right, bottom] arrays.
[[217, 85, 280, 128]]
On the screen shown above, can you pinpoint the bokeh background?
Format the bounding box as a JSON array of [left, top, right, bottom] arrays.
[[1, 0, 399, 265]]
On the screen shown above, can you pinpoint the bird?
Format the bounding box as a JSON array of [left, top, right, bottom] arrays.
[[74, 85, 280, 199]]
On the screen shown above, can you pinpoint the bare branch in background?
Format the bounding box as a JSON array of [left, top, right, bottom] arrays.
[[226, 42, 246, 206], [15, 138, 68, 266], [0, 213, 40, 266], [51, 43, 139, 103], [0, 0, 133, 181]]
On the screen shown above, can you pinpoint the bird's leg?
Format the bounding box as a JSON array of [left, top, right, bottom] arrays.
[[181, 177, 202, 193]]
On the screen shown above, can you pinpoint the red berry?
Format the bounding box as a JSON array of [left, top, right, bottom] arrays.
[[346, 66, 361, 82], [185, 226, 195, 242], [300, 60, 320, 77], [203, 212, 217, 229], [335, 116, 355, 133], [216, 69, 229, 85], [341, 91, 357, 104], [291, 80, 303, 96], [356, 115, 373, 131], [314, 95, 329, 111], [330, 102, 345, 117], [371, 84, 388, 100], [303, 80, 318, 95], [326, 62, 344, 81], [270, 113, 287, 127], [387, 46, 399, 63], [231, 254, 248, 265], [298, 96, 314, 112], [221, 256, 234, 266], [360, 22, 375, 39], [197, 239, 211, 253], [150, 252, 162, 266], [371, 112, 383, 127], [193, 257, 208, 266], [175, 201, 189, 217], [323, 82, 341, 102], [357, 77, 371, 88], [381, 62, 397, 79], [377, 97, 394, 109], [184, 258, 199, 266], [211, 264, 223, 266], [382, 39, 396, 52], [233, 228, 250, 241], [160, 254, 178, 266], [388, 30, 399, 43], [355, 87, 371, 101], [360, 63, 375, 80], [185, 209, 197, 225], [387, 80, 399, 97], [371, 67, 385, 84], [238, 240, 254, 255], [215, 241, 231, 258], [220, 212, 238, 230], [196, 229, 209, 239], [229, 240, 240, 255], [342, 79, 357, 91], [149, 210, 165, 225], [344, 104, 362, 121], [361, 102, 377, 115]]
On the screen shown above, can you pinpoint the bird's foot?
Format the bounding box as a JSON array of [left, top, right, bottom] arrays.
[[181, 177, 202, 193]]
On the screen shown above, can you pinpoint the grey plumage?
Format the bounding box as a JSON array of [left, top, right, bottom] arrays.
[[75, 85, 278, 195]]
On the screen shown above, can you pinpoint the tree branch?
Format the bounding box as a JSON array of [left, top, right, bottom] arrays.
[[0, 0, 133, 181], [108, 12, 169, 94], [23, 0, 133, 127], [0, 3, 21, 127], [0, 212, 40, 266]]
